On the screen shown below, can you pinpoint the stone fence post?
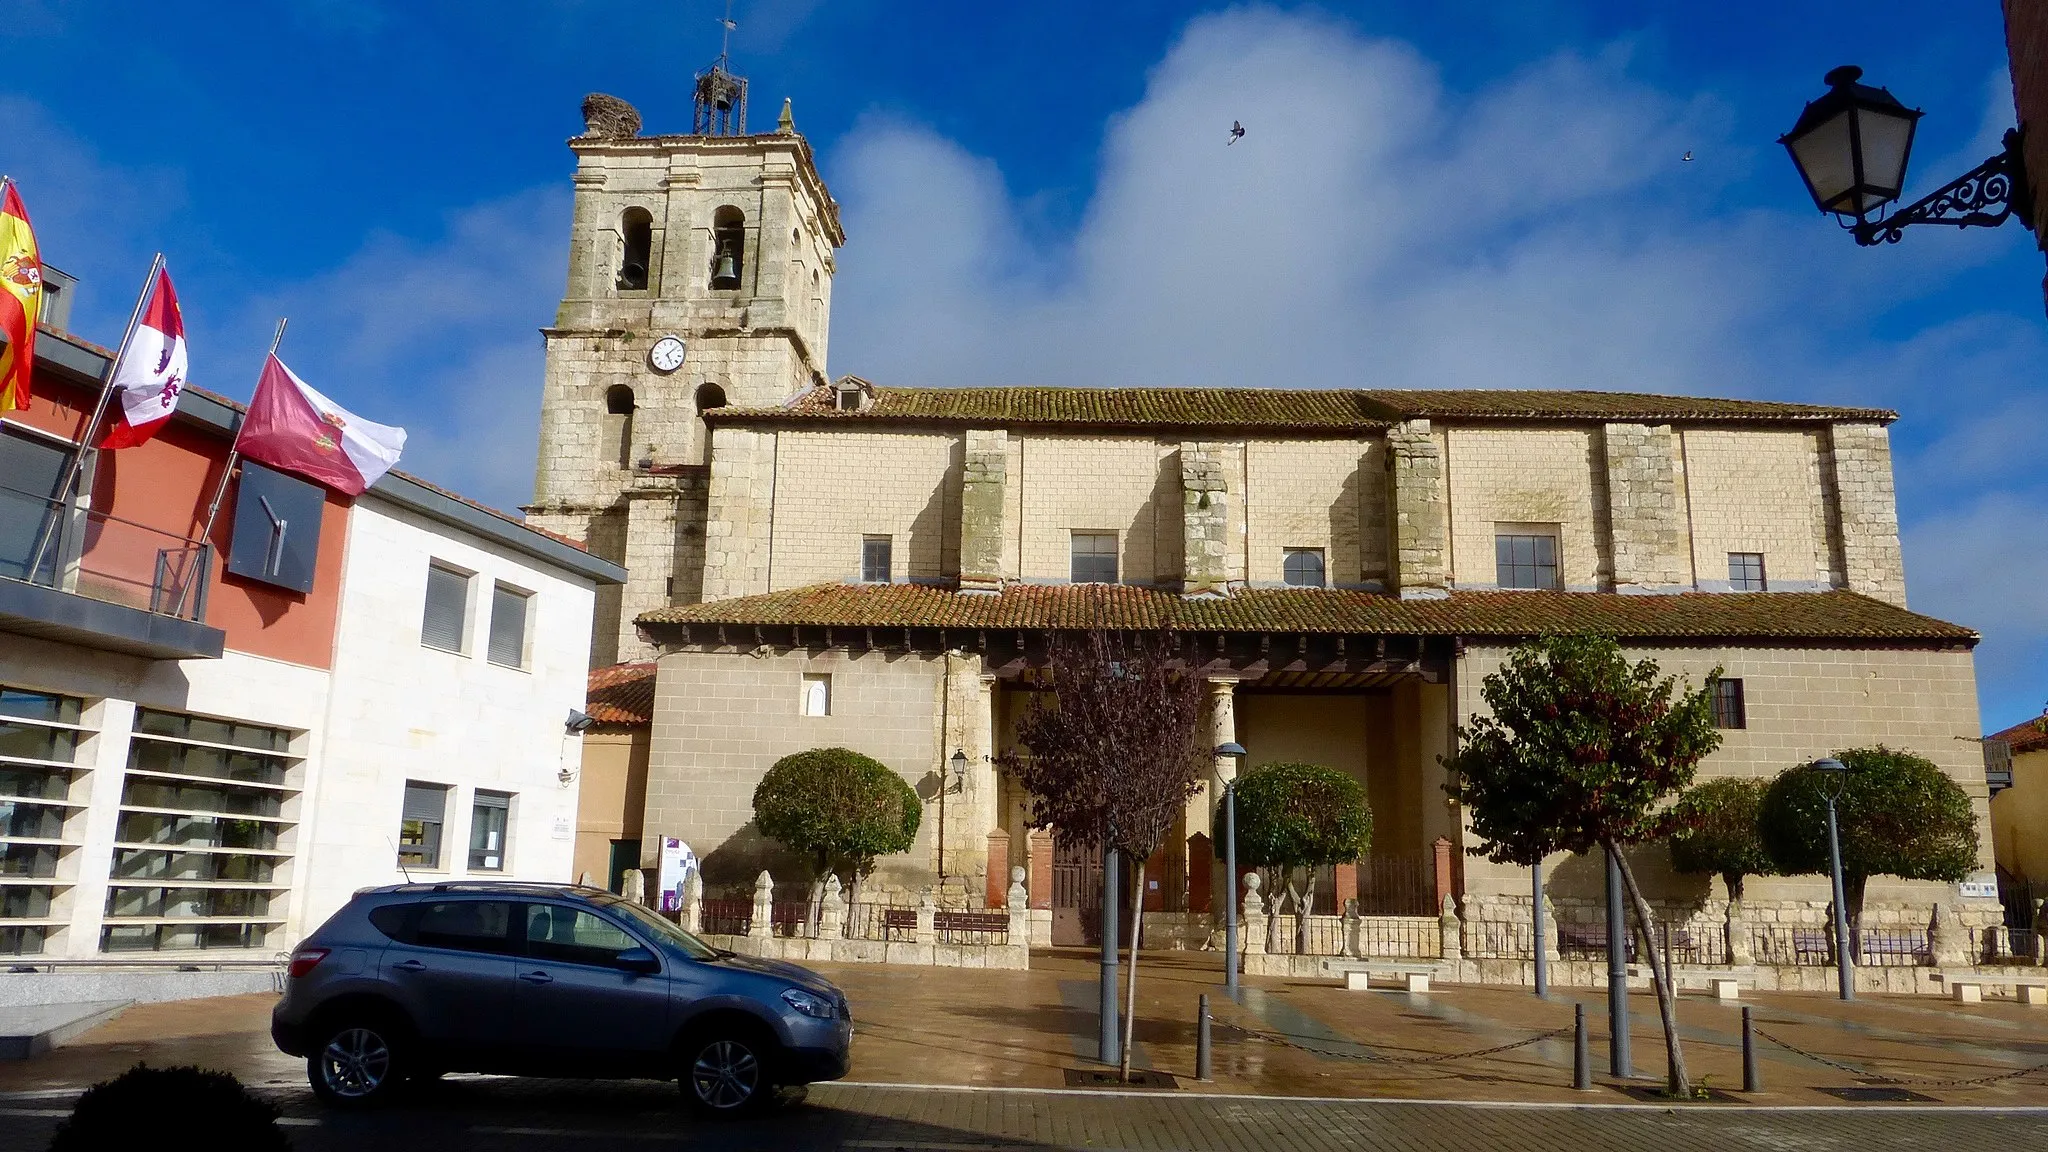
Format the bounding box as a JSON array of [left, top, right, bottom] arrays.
[[1931, 903, 1969, 967], [681, 871, 703, 934], [622, 868, 646, 907], [1005, 867, 1029, 945], [1342, 898, 1361, 959], [1242, 873, 1267, 957], [1540, 894, 1559, 964], [819, 874, 846, 939], [1439, 894, 1463, 964], [916, 889, 938, 945], [749, 870, 774, 940]]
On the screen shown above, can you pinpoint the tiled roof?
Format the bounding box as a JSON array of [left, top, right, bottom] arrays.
[[586, 662, 658, 726], [1989, 716, 2048, 755], [639, 585, 1975, 644], [714, 384, 1895, 431]]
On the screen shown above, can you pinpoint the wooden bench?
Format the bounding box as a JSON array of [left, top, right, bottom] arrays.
[[878, 909, 1009, 940]]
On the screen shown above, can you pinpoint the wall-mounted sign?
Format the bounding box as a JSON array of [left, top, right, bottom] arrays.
[[1958, 874, 1998, 901], [657, 837, 698, 913]]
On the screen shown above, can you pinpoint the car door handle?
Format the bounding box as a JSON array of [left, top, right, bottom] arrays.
[[392, 960, 425, 972], [518, 970, 554, 984]]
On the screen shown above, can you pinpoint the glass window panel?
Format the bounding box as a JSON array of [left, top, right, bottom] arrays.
[[488, 584, 529, 668], [0, 688, 81, 725], [0, 720, 78, 763], [1070, 533, 1118, 584], [469, 792, 511, 871], [1728, 553, 1767, 592], [1283, 549, 1325, 588], [133, 709, 289, 753], [1713, 679, 1746, 729], [0, 766, 71, 801], [0, 843, 59, 878], [0, 800, 68, 839], [0, 426, 75, 586], [1, 924, 49, 955], [399, 782, 448, 868], [861, 536, 892, 583], [0, 885, 53, 918], [1494, 533, 1559, 590], [523, 904, 639, 967], [413, 900, 514, 954]]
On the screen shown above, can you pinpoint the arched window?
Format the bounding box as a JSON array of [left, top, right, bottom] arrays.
[[604, 385, 636, 468], [710, 207, 745, 290], [617, 208, 653, 291], [695, 382, 727, 411]]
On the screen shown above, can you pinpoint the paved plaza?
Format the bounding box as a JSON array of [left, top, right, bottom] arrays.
[[5, 951, 2048, 1149]]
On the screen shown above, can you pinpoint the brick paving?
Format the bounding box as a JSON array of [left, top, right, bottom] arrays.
[[6, 950, 2048, 1149]]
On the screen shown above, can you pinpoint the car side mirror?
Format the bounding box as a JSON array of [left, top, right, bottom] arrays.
[[615, 947, 660, 975]]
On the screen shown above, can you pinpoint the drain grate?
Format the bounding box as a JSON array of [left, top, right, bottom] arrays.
[[1063, 1068, 1179, 1090], [1816, 1086, 1939, 1103]]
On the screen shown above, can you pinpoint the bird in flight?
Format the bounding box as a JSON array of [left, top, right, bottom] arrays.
[[1681, 150, 1694, 162], [1228, 121, 1246, 145]]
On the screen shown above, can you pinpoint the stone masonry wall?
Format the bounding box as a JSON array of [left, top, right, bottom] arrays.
[[1444, 426, 1610, 590], [1827, 422, 1908, 606], [1180, 442, 1231, 595], [1679, 428, 1830, 591], [702, 426, 778, 601], [1013, 434, 1166, 585], [1455, 643, 1992, 917], [959, 430, 1007, 591], [767, 430, 962, 588], [1243, 439, 1384, 588], [1386, 420, 1447, 598], [1602, 423, 1690, 590]]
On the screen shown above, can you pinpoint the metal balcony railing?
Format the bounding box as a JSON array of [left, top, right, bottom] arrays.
[[0, 483, 210, 622]]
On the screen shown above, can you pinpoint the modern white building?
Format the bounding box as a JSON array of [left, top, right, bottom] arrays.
[[1, 323, 625, 960]]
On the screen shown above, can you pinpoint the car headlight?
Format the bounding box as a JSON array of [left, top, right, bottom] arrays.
[[781, 988, 836, 1019]]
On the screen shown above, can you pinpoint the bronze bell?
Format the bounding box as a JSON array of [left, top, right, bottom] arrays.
[[711, 249, 739, 288]]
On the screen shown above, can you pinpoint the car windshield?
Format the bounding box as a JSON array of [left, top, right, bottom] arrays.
[[608, 899, 723, 961]]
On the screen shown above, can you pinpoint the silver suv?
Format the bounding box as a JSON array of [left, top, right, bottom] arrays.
[[271, 882, 851, 1115]]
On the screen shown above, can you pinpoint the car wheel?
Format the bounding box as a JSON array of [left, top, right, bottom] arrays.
[[681, 1029, 774, 1117], [306, 1016, 409, 1107]]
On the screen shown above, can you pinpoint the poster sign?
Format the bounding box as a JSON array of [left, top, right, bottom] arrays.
[[657, 837, 699, 913], [1958, 873, 1998, 901]]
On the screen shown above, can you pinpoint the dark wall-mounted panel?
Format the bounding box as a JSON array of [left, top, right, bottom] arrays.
[[227, 462, 323, 594]]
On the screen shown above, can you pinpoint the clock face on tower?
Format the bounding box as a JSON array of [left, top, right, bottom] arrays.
[[648, 336, 687, 373]]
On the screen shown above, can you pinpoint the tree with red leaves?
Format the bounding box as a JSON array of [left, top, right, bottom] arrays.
[[998, 627, 1208, 1081]]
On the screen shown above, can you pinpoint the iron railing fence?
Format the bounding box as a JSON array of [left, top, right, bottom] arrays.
[[1970, 925, 2041, 965]]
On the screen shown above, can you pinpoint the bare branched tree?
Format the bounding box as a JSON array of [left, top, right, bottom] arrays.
[[998, 626, 1208, 1081]]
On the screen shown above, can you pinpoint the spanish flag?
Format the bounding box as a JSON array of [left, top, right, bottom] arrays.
[[0, 180, 40, 411]]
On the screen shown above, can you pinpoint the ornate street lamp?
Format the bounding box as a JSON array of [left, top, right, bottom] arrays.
[[1215, 741, 1248, 992], [1811, 757, 1856, 1002], [1782, 66, 2032, 247], [938, 749, 968, 886]]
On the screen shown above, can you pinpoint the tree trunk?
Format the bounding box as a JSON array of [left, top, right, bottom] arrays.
[[1263, 868, 1282, 953], [1845, 873, 1868, 964], [1606, 839, 1691, 1098], [808, 855, 827, 938], [1297, 870, 1318, 955], [1120, 853, 1145, 1083]]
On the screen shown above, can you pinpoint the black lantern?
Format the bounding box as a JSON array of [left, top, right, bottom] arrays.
[[1780, 66, 1922, 221], [1781, 66, 2031, 248]]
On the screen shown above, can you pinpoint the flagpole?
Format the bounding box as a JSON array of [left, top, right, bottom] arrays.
[[27, 252, 163, 580], [178, 318, 286, 618]]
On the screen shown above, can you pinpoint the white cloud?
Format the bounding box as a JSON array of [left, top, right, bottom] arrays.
[[823, 4, 2047, 726]]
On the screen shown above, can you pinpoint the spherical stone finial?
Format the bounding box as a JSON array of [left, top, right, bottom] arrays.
[[1011, 866, 1026, 883], [581, 93, 643, 140], [1243, 872, 1261, 892]]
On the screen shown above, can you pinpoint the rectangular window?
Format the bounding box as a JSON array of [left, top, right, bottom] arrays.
[[522, 903, 639, 968], [104, 707, 299, 954], [800, 673, 831, 717], [421, 564, 471, 654], [1070, 532, 1119, 584], [1728, 552, 1767, 592], [861, 535, 892, 583], [487, 582, 531, 668], [468, 791, 511, 871], [0, 424, 76, 587], [399, 782, 450, 869], [0, 685, 88, 956], [1712, 679, 1746, 729], [412, 900, 515, 954], [1283, 548, 1326, 588], [1494, 531, 1560, 590]]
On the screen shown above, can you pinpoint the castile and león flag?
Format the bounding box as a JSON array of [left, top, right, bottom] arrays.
[[96, 264, 188, 450]]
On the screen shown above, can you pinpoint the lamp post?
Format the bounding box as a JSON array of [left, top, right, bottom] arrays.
[[1215, 741, 1247, 992], [939, 749, 967, 889], [1812, 757, 1855, 1002], [1781, 66, 2032, 247]]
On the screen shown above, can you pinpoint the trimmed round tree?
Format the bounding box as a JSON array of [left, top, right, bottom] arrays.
[[1445, 633, 1722, 1098], [752, 747, 920, 909], [1757, 745, 1978, 942], [1668, 777, 1774, 901], [1215, 761, 1372, 954]]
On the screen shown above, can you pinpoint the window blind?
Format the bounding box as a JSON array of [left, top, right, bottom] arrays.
[[488, 584, 528, 667], [421, 565, 469, 652], [402, 782, 447, 822]]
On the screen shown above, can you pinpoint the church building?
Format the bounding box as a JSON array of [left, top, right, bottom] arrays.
[[533, 66, 1992, 946]]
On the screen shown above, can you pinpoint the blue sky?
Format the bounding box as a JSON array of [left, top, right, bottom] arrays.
[[6, 1, 2043, 729]]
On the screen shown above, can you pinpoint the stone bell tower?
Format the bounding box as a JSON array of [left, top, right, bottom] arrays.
[[526, 60, 845, 667]]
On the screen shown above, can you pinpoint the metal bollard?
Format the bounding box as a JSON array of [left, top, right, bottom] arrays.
[[1742, 1005, 1759, 1093], [1573, 1002, 1592, 1090], [1196, 993, 1213, 1082]]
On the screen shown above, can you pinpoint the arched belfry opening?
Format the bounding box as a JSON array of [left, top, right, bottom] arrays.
[[604, 385, 637, 468], [617, 208, 653, 290], [710, 207, 745, 290], [695, 383, 727, 412]]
